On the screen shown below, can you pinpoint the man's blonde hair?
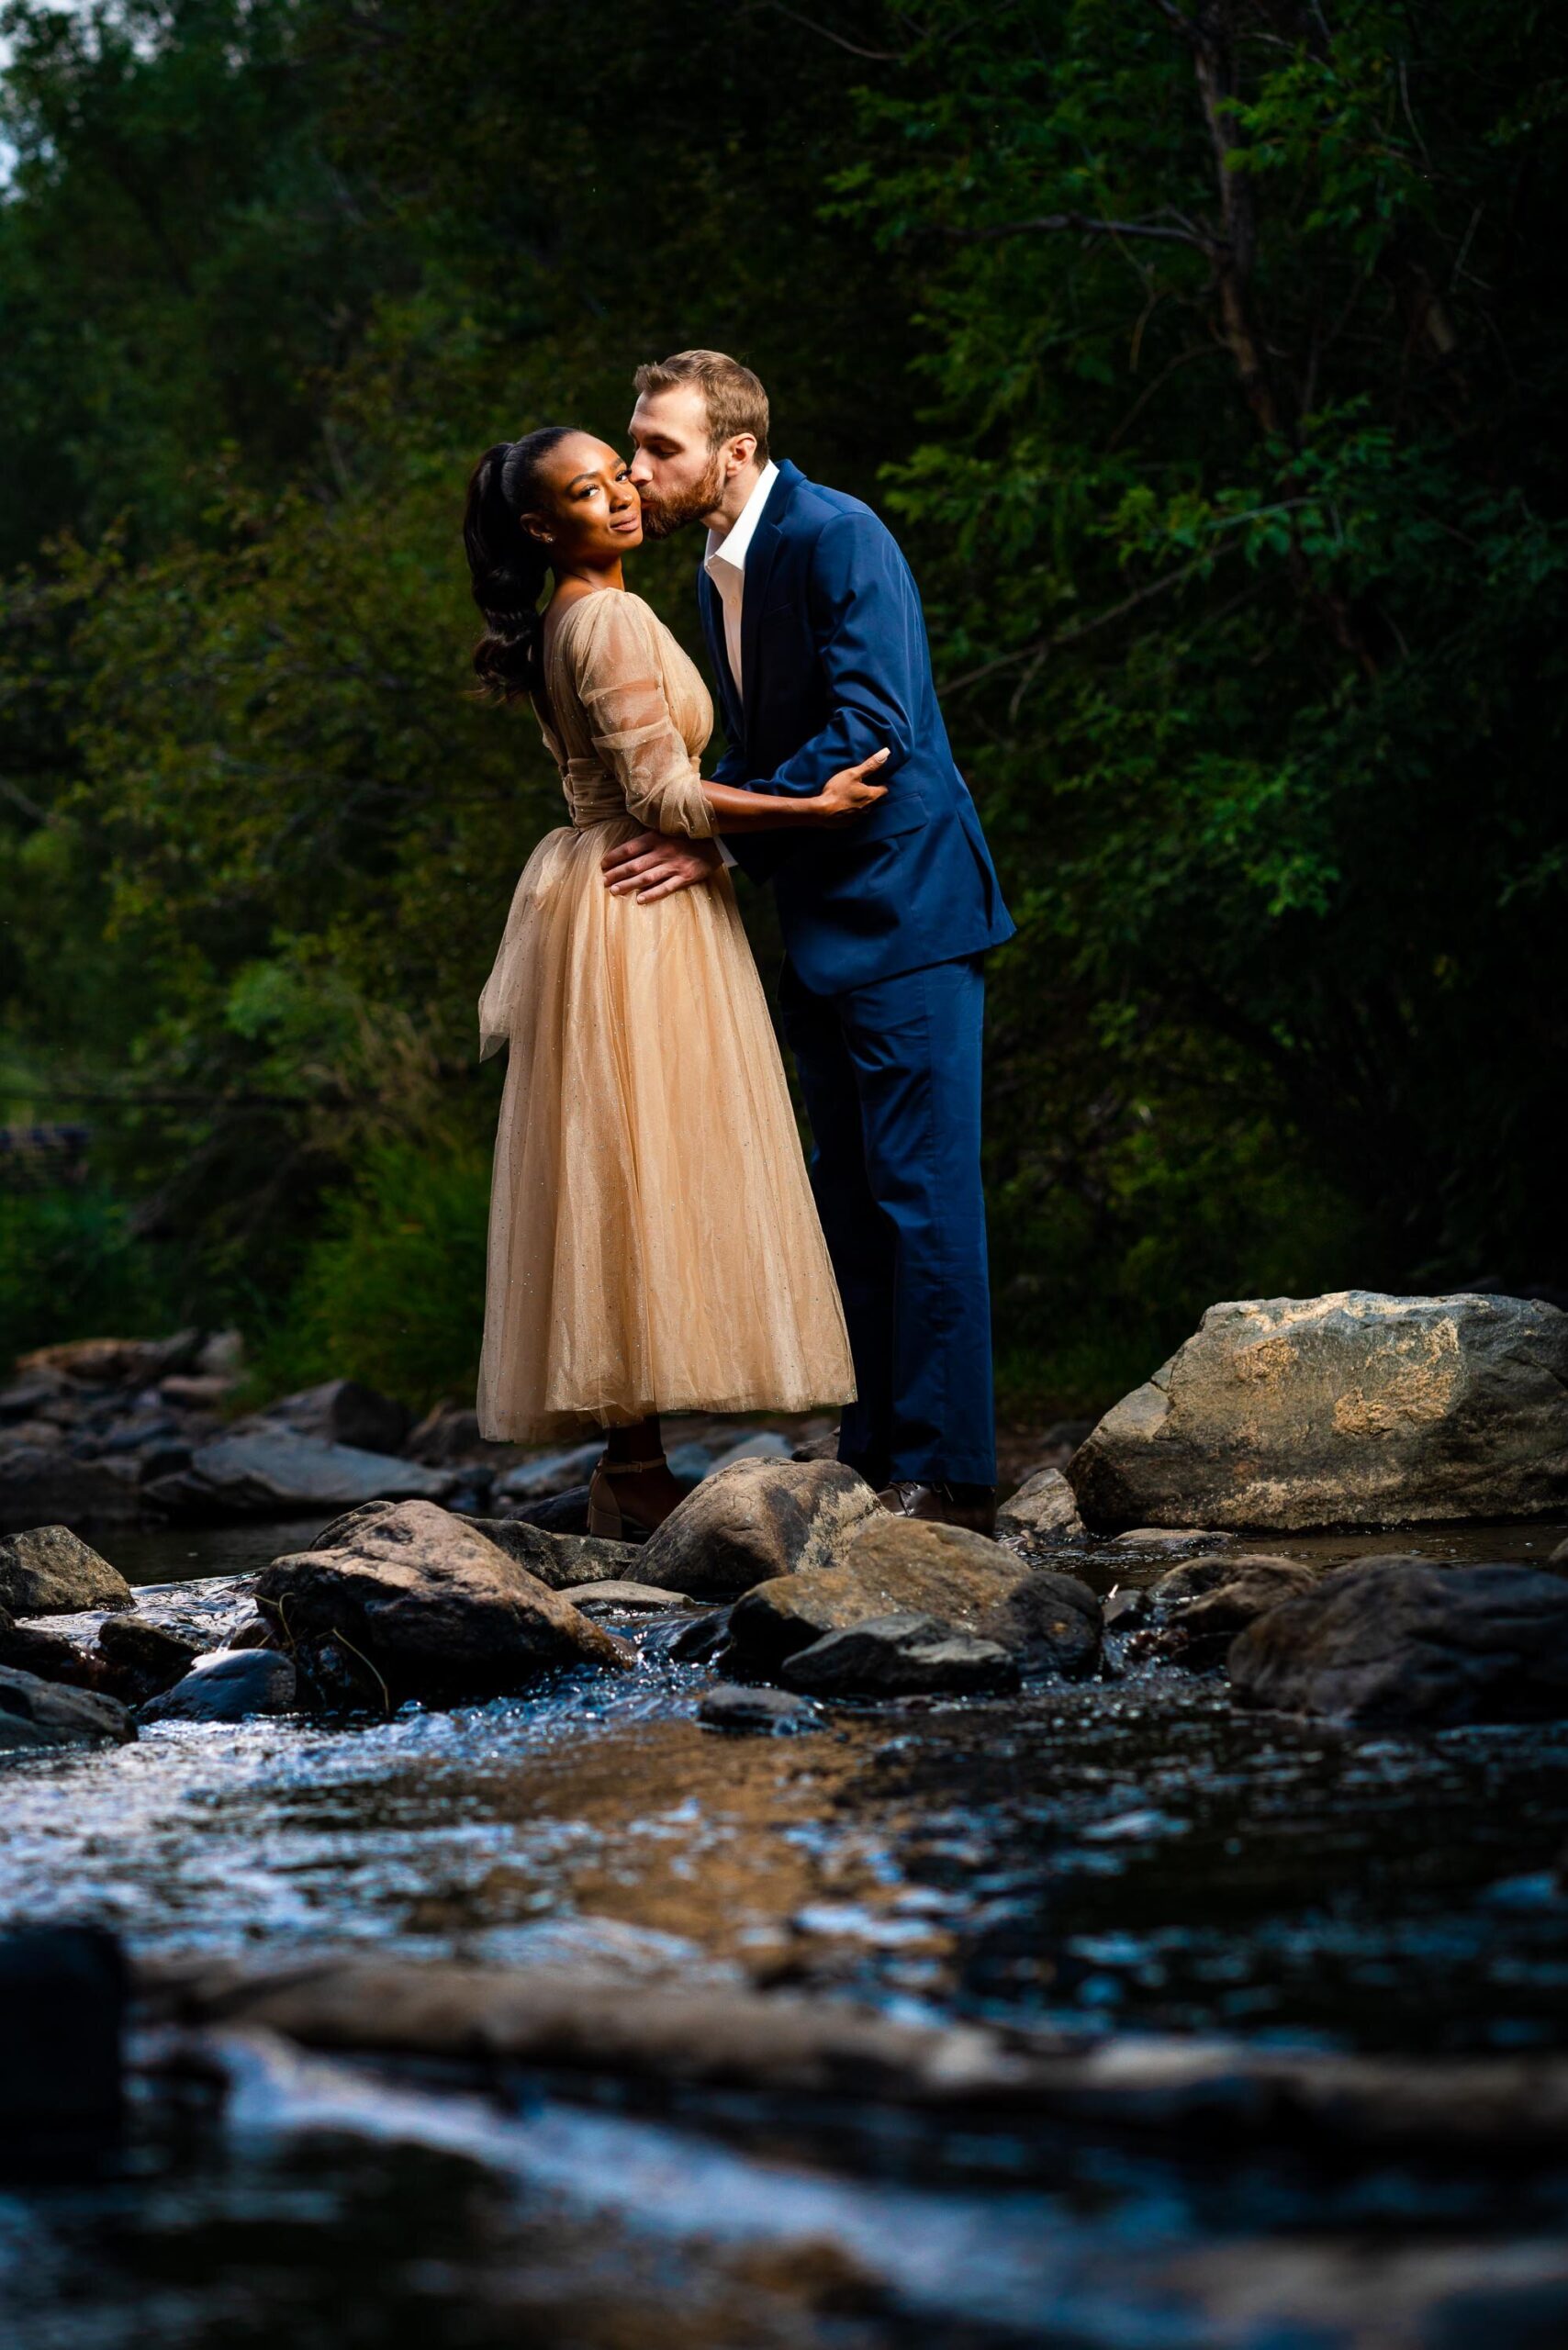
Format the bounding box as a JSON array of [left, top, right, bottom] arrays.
[[633, 349, 770, 464]]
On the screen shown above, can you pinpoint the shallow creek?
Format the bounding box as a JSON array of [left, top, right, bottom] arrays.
[[5, 1510, 1568, 2345]]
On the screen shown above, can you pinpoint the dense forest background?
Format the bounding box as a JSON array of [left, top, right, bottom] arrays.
[[2, 0, 1564, 1416]]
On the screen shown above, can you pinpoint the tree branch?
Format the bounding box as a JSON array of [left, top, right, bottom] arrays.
[[947, 210, 1218, 252]]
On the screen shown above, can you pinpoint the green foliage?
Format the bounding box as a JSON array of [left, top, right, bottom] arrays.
[[3, 0, 1565, 1415], [242, 1136, 491, 1413], [0, 1181, 185, 1359]]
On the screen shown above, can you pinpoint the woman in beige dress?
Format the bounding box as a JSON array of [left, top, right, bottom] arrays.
[[461, 425, 888, 1539]]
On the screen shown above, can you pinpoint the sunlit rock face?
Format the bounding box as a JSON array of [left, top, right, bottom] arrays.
[[1070, 1292, 1568, 1532]]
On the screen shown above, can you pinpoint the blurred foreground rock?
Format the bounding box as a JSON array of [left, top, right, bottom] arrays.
[[1071, 1291, 1568, 1531], [1230, 1557, 1568, 1724], [0, 1661, 136, 1754]]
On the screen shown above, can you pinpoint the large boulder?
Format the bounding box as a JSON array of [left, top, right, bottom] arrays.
[[634, 1458, 881, 1598], [254, 1499, 632, 1704], [0, 1525, 134, 1616], [1229, 1557, 1568, 1725], [143, 1427, 458, 1520], [729, 1514, 1102, 1679], [1070, 1291, 1568, 1531], [0, 1662, 135, 1754]]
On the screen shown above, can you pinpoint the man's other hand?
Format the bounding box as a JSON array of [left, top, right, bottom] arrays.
[[600, 830, 722, 901]]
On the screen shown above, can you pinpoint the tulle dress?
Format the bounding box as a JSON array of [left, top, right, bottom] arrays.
[[476, 587, 856, 1441]]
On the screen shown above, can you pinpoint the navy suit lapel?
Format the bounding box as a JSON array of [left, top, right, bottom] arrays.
[[738, 464, 797, 712]]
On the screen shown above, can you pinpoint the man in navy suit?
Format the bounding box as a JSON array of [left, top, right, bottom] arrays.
[[610, 350, 1014, 1530]]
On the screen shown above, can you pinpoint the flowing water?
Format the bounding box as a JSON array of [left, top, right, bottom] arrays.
[[5, 1508, 1568, 2345]]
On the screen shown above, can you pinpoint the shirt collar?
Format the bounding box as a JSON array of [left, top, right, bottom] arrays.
[[703, 460, 779, 576]]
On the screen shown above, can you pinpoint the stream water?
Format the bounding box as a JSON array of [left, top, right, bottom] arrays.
[[5, 1508, 1568, 2344]]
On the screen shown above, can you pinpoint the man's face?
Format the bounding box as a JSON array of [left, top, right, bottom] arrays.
[[627, 385, 725, 538]]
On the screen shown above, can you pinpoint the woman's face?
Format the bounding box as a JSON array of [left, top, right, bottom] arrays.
[[525, 433, 643, 565]]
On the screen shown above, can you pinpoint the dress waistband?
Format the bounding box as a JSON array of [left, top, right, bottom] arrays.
[[564, 755, 630, 829]]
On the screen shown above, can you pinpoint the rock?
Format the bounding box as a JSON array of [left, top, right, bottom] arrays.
[[698, 1683, 818, 1734], [143, 1426, 458, 1519], [1229, 1557, 1568, 1725], [556, 1580, 693, 1612], [729, 1515, 1102, 1680], [195, 1329, 244, 1379], [1110, 1526, 1234, 1557], [402, 1506, 638, 1590], [0, 1927, 126, 2169], [790, 1423, 841, 1463], [496, 1441, 605, 1500], [0, 1662, 136, 1753], [157, 1373, 240, 1408], [494, 1486, 593, 1536], [0, 1448, 148, 1531], [635, 1458, 881, 1598], [0, 1608, 110, 1692], [1070, 1291, 1568, 1532], [782, 1611, 1021, 1698], [94, 1615, 201, 1701], [0, 1371, 70, 1421], [1146, 1555, 1320, 1669], [1551, 1535, 1568, 1567], [140, 1647, 297, 1723], [239, 1377, 412, 1457], [0, 1524, 135, 1616], [667, 1607, 733, 1663], [255, 1499, 632, 1704], [403, 1402, 483, 1465], [13, 1332, 203, 1389], [996, 1467, 1085, 1548], [702, 1431, 795, 1475]]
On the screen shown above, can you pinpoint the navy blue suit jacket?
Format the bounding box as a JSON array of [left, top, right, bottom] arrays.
[[696, 461, 1014, 995]]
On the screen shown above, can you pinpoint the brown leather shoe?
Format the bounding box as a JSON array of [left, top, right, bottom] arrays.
[[876, 1480, 998, 1539]]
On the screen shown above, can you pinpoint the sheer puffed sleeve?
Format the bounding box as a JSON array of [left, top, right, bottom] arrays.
[[573, 593, 714, 838]]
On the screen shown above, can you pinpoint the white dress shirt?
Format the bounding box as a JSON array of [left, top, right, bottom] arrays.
[[703, 459, 778, 707]]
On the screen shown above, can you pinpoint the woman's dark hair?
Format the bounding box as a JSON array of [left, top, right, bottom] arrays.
[[462, 425, 575, 701]]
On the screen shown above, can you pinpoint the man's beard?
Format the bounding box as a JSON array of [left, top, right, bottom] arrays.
[[637, 451, 725, 540]]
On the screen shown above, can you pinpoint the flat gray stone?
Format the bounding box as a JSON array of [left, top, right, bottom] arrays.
[[556, 1580, 692, 1612], [144, 1427, 458, 1519]]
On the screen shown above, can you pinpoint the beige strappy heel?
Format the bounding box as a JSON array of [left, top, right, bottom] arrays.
[[586, 1452, 668, 1541]]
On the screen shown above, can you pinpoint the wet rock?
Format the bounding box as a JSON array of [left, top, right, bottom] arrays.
[[0, 1448, 147, 1531], [636, 1458, 881, 1598], [698, 1683, 818, 1734], [140, 1647, 297, 1723], [0, 1524, 134, 1616], [94, 1615, 201, 1701], [1070, 1290, 1568, 1531], [143, 1426, 458, 1519], [1111, 1526, 1234, 1558], [0, 1926, 126, 2173], [557, 1580, 692, 1612], [230, 1376, 411, 1456], [996, 1467, 1086, 1549], [255, 1498, 632, 1705], [668, 1606, 733, 1663], [1145, 1555, 1320, 1669], [781, 1610, 1021, 1698], [1230, 1556, 1568, 1725], [730, 1515, 1102, 1680], [0, 1606, 110, 1692], [0, 1661, 136, 1753]]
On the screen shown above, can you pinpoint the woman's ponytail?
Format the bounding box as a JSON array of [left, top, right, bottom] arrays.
[[462, 426, 574, 701]]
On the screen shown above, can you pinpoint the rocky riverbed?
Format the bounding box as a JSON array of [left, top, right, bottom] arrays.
[[6, 1292, 1568, 2346]]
